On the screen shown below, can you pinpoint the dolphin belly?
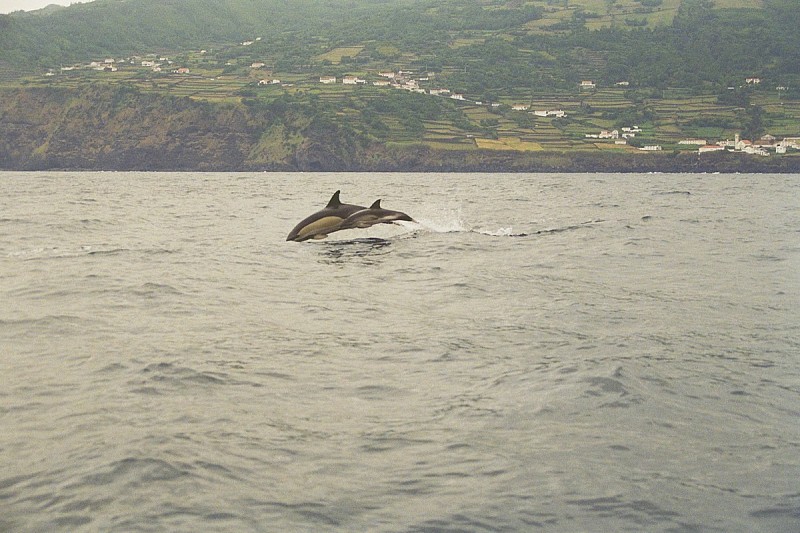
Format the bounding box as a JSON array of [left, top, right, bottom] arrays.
[[290, 215, 345, 241]]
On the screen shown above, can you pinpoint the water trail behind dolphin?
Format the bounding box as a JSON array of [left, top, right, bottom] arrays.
[[407, 206, 530, 237], [406, 206, 602, 238]]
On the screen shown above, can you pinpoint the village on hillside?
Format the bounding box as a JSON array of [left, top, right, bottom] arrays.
[[39, 45, 800, 158]]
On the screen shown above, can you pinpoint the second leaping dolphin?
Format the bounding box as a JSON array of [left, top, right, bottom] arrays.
[[339, 199, 414, 230], [286, 190, 366, 242]]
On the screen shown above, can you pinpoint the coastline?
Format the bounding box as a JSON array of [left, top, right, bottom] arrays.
[[3, 149, 798, 174]]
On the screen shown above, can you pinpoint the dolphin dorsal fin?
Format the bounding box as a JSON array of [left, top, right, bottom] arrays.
[[326, 190, 342, 208], [369, 199, 382, 209]]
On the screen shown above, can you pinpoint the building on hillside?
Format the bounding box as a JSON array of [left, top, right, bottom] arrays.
[[512, 104, 529, 111], [640, 145, 662, 151], [534, 110, 566, 118], [580, 80, 596, 89], [699, 145, 726, 154], [319, 76, 337, 84], [679, 139, 707, 146]]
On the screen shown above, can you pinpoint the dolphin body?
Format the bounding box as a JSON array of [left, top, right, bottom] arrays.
[[286, 190, 366, 242], [286, 192, 414, 242], [339, 199, 414, 230]]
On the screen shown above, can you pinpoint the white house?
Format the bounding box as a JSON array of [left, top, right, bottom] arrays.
[[429, 88, 450, 96], [373, 80, 391, 87], [450, 93, 466, 101], [251, 62, 266, 69], [640, 145, 662, 151], [580, 80, 596, 89], [534, 109, 566, 118], [512, 104, 529, 111], [679, 139, 707, 145], [320, 76, 337, 84], [699, 145, 725, 154], [599, 130, 619, 139]]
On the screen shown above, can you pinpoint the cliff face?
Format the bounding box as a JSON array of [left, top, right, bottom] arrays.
[[1, 86, 798, 173], [0, 86, 369, 171]]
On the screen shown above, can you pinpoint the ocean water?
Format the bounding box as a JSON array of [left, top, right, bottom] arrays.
[[1, 171, 798, 533]]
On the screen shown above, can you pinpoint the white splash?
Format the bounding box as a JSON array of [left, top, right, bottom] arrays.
[[410, 205, 470, 234]]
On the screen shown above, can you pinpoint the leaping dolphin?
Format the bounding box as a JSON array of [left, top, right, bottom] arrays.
[[286, 190, 366, 242], [339, 199, 414, 230], [286, 192, 414, 242]]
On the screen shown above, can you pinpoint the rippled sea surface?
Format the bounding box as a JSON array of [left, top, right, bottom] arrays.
[[1, 172, 799, 532]]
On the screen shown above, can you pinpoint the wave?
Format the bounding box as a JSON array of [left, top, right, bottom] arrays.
[[5, 246, 177, 260]]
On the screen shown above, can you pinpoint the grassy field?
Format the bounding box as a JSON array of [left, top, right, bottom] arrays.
[[476, 138, 544, 151], [524, 0, 764, 34], [314, 47, 365, 65]]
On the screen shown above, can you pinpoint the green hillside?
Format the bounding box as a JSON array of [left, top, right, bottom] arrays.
[[3, 0, 798, 88], [1, 0, 799, 171]]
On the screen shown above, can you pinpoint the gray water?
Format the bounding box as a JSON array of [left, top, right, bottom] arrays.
[[1, 172, 798, 533]]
